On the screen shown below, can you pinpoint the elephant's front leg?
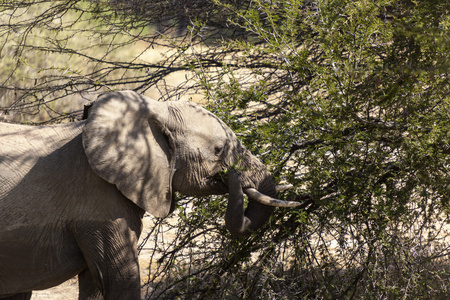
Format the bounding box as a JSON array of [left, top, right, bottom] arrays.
[[72, 221, 141, 300], [78, 269, 103, 300]]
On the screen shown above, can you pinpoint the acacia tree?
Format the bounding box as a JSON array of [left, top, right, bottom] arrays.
[[1, 0, 449, 298]]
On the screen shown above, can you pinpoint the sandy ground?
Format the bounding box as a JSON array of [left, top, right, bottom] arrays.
[[30, 279, 78, 300]]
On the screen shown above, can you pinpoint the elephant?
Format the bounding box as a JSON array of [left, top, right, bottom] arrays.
[[0, 90, 298, 299]]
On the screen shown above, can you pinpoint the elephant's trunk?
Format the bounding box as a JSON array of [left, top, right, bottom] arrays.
[[225, 169, 278, 237]]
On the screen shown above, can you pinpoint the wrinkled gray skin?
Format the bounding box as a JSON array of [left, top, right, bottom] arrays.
[[0, 91, 278, 299]]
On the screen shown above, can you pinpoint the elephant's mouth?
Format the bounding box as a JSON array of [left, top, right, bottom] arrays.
[[178, 173, 228, 196], [205, 174, 228, 195]]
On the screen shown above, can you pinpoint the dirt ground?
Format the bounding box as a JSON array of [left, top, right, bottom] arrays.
[[30, 279, 78, 300]]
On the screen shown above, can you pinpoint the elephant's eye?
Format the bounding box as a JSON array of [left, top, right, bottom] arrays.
[[214, 144, 224, 157]]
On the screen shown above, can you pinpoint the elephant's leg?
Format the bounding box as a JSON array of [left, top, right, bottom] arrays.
[[73, 224, 141, 300], [78, 269, 102, 300], [0, 292, 32, 300], [81, 250, 141, 300]]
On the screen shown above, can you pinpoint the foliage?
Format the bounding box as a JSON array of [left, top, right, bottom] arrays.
[[1, 0, 449, 298]]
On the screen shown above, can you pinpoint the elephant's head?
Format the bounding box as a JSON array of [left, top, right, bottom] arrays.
[[82, 90, 297, 237]]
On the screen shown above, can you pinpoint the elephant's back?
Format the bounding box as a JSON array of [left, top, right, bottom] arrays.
[[0, 121, 85, 157], [0, 122, 85, 197]]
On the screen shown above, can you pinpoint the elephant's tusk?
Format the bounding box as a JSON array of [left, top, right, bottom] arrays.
[[275, 184, 293, 192], [243, 188, 301, 207]]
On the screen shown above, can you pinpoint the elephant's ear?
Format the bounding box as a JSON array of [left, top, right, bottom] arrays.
[[82, 90, 175, 218]]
